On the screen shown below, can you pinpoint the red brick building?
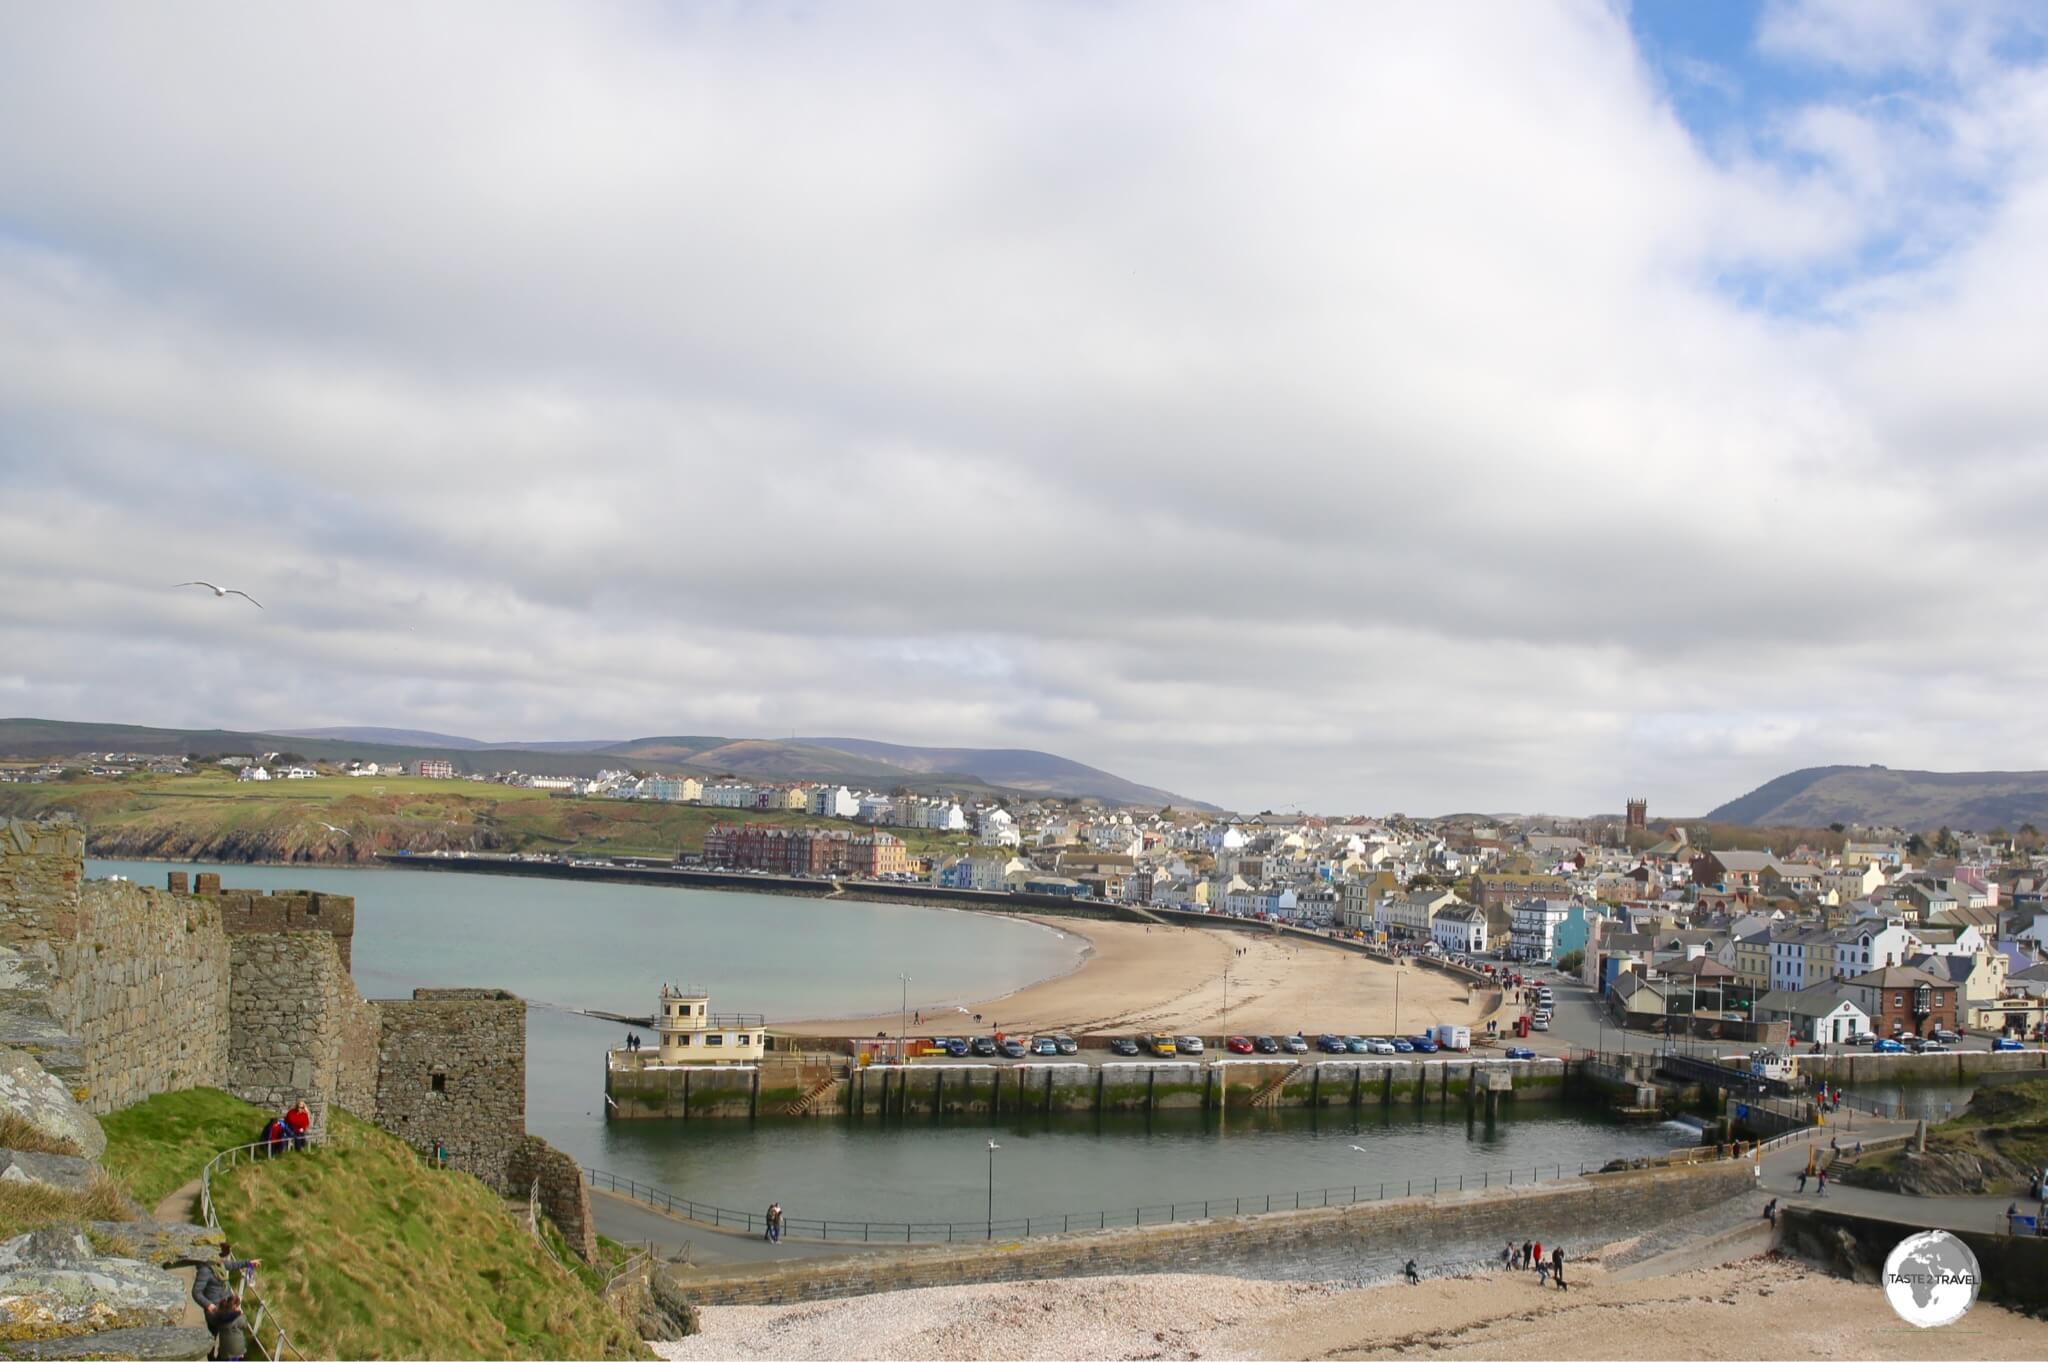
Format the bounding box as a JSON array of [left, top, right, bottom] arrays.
[[703, 824, 905, 878], [1846, 964, 1957, 1038]]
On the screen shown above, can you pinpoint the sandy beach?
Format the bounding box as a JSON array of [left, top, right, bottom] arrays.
[[653, 1256, 2048, 1360], [775, 919, 1496, 1038]]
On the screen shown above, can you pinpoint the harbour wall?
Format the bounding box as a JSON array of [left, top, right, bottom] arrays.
[[1795, 1049, 2048, 1086], [606, 1056, 1568, 1121], [668, 1155, 1755, 1305]]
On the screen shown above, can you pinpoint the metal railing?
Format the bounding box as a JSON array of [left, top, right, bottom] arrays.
[[583, 1151, 1734, 1245], [198, 1134, 328, 1362]]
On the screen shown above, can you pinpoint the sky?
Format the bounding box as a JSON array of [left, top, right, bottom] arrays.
[[4, 1, 2048, 817]]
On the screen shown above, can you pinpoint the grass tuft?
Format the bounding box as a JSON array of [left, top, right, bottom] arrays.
[[0, 1171, 137, 1241], [0, 1112, 84, 1157]]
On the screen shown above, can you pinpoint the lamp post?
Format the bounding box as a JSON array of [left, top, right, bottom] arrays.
[[898, 973, 911, 1061], [986, 1140, 1000, 1240]]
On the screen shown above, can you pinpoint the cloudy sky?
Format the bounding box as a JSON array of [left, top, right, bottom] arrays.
[[4, 1, 2047, 816]]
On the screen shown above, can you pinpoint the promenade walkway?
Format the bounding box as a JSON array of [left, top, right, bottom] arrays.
[[1751, 1118, 2026, 1236]]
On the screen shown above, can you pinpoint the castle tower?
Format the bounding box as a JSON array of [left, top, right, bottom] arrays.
[[1626, 798, 1647, 831]]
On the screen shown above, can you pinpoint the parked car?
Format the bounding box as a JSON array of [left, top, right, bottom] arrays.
[[1317, 1034, 1349, 1053], [1505, 1046, 1537, 1060], [1030, 1036, 1060, 1057], [1054, 1034, 1079, 1055], [1226, 1035, 1254, 1054], [1108, 1036, 1141, 1056], [1146, 1033, 1178, 1056], [1409, 1035, 1440, 1053], [998, 1038, 1028, 1059], [1391, 1038, 1415, 1053], [1282, 1034, 1310, 1054], [1871, 1037, 1906, 1053], [1336, 1035, 1365, 1053], [1366, 1038, 1396, 1055], [1917, 1039, 1948, 1053], [970, 1036, 998, 1057], [1253, 1035, 1280, 1054], [943, 1037, 971, 1058], [1930, 1027, 1960, 1043], [1175, 1035, 1205, 1056], [1846, 1031, 1876, 1046], [1993, 1037, 2028, 1052]]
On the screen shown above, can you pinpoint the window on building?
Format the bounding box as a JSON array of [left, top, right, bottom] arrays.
[[430, 1073, 446, 1093], [675, 1034, 690, 1045], [706, 1033, 724, 1046]]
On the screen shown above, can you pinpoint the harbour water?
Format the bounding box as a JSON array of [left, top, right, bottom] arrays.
[[88, 859, 1697, 1225]]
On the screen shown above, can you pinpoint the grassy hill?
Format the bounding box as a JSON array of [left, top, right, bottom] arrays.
[[209, 1110, 646, 1360], [0, 716, 1214, 808], [1707, 765, 2048, 831], [0, 769, 978, 864]]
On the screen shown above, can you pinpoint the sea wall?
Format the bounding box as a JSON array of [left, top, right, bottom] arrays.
[[608, 1056, 1568, 1121], [669, 1157, 1756, 1305], [1795, 1049, 2048, 1086]]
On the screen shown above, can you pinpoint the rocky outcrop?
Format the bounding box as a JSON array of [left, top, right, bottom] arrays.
[[0, 1154, 94, 1193], [0, 1052, 102, 1162], [0, 1228, 189, 1341]]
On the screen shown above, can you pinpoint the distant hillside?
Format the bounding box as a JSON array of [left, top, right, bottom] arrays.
[[1707, 765, 2048, 831], [0, 717, 1210, 808], [798, 736, 1216, 811]]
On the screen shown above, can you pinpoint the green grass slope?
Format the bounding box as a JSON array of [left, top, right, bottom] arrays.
[[0, 769, 977, 863], [100, 1087, 272, 1207], [210, 1111, 646, 1360]]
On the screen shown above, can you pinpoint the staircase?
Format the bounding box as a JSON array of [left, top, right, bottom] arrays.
[[1245, 1064, 1300, 1108], [780, 1072, 841, 1116]]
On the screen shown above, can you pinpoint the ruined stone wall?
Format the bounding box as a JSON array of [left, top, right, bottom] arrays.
[[373, 988, 526, 1192], [192, 878, 356, 970], [226, 932, 378, 1127], [508, 1135, 596, 1262], [0, 818, 84, 951]]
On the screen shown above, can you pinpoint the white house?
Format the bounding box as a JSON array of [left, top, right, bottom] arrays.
[[858, 794, 896, 824], [810, 785, 859, 819], [1828, 919, 1914, 979], [975, 806, 1019, 846], [237, 766, 271, 782], [1432, 903, 1487, 954], [1508, 899, 1571, 961]]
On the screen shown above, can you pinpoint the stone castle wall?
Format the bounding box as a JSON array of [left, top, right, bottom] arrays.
[[373, 988, 526, 1193], [54, 878, 233, 1113], [226, 932, 378, 1127]]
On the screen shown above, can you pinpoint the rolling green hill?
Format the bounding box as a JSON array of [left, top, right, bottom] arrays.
[[1707, 764, 2048, 831], [2, 717, 1211, 808]]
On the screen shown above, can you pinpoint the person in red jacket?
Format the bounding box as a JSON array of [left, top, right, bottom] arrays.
[[283, 1100, 312, 1151]]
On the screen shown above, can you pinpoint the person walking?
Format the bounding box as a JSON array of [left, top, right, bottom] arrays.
[[765, 1202, 784, 1244], [1796, 1169, 1809, 1194], [1501, 1241, 1514, 1271], [1535, 1255, 1550, 1287], [1520, 1239, 1532, 1270], [1762, 1198, 1777, 1226], [1531, 1240, 1542, 1271], [1403, 1258, 1420, 1285], [1552, 1246, 1567, 1291], [284, 1100, 312, 1152], [1816, 1166, 1828, 1197]]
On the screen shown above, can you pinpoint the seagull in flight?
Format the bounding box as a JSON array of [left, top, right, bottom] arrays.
[[174, 581, 263, 608], [316, 822, 351, 838]]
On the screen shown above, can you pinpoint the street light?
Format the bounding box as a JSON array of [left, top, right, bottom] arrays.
[[986, 1140, 1000, 1240], [898, 973, 912, 1060]]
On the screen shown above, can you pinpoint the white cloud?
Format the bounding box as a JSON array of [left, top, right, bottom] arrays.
[[2, 1, 2047, 814]]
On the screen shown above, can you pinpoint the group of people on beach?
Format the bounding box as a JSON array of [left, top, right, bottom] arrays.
[[256, 1100, 312, 1156], [1501, 1238, 1568, 1289]]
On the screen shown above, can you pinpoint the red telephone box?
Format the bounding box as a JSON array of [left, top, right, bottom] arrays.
[[1515, 1015, 1532, 1038]]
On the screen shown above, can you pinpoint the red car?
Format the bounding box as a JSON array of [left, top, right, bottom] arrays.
[[1225, 1035, 1254, 1054]]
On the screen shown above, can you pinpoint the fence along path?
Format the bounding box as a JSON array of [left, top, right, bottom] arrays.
[[585, 1143, 1747, 1245], [198, 1134, 324, 1361]]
